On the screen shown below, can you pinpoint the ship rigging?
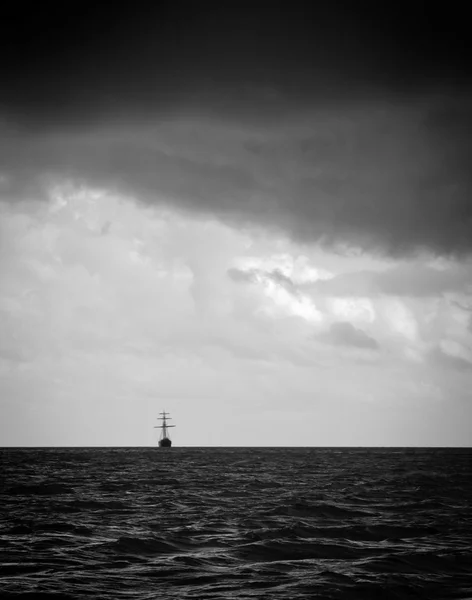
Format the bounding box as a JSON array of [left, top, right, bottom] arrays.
[[154, 411, 175, 447]]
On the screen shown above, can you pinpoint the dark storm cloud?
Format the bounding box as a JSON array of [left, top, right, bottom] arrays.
[[1, 2, 472, 257], [2, 2, 470, 118]]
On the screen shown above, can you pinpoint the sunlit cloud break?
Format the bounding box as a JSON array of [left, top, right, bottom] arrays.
[[0, 180, 471, 446]]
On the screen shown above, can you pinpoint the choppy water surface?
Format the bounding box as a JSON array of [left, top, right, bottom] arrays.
[[1, 447, 471, 599]]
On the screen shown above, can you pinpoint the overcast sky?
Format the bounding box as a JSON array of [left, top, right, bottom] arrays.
[[1, 2, 471, 446]]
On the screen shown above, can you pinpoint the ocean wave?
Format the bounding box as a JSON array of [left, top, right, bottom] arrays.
[[6, 483, 75, 496], [269, 500, 371, 518], [52, 499, 131, 512], [1, 447, 471, 599], [235, 538, 376, 561], [111, 535, 179, 555]]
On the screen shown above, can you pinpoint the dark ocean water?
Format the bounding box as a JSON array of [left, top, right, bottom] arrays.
[[1, 448, 471, 600]]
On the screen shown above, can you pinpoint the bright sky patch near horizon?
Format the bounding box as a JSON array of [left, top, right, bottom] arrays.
[[1, 2, 471, 446]]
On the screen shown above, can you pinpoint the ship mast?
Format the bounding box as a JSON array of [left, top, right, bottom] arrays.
[[154, 410, 175, 441]]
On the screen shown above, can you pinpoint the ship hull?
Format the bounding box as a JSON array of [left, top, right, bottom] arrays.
[[159, 438, 172, 447]]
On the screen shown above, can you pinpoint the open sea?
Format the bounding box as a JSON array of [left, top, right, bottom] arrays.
[[1, 447, 471, 599]]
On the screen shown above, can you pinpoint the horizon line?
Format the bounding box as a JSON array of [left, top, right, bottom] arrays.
[[1, 445, 471, 449]]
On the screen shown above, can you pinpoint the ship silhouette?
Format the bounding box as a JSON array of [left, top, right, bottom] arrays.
[[154, 411, 175, 447]]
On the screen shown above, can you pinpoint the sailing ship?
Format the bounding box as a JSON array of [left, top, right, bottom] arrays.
[[154, 410, 175, 447]]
